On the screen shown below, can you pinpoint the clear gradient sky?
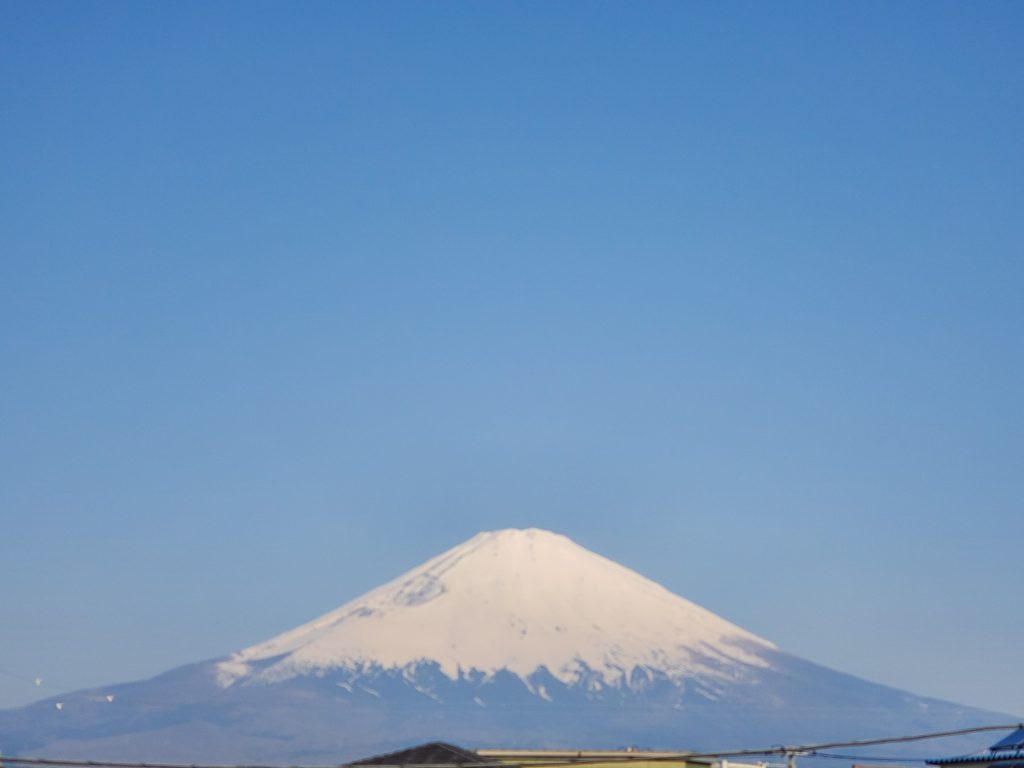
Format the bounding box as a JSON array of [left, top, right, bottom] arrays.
[[1, 1, 1022, 718]]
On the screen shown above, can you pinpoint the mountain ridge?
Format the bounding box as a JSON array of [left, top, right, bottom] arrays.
[[0, 528, 1012, 762]]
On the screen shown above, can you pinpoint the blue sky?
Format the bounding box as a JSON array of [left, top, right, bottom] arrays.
[[1, 1, 1022, 718]]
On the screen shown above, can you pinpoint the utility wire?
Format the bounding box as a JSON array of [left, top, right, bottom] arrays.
[[0, 723, 1020, 768], [781, 724, 1022, 755], [807, 754, 930, 763], [0, 668, 70, 695], [518, 723, 1024, 768]]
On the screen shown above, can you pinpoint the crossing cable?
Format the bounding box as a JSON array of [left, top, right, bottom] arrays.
[[804, 754, 931, 763], [0, 668, 77, 696], [506, 723, 1024, 768], [0, 723, 1021, 768]]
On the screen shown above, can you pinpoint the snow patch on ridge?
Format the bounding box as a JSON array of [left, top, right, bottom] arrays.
[[216, 528, 776, 690]]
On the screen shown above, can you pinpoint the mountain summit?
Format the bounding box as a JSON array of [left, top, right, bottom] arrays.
[[217, 528, 773, 689], [0, 529, 1008, 763]]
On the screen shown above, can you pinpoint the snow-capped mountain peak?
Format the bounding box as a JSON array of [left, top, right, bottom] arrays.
[[216, 528, 776, 689]]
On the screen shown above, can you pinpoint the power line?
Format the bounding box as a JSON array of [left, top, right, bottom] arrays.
[[785, 724, 1021, 754], [808, 754, 929, 763], [0, 723, 1020, 768], [519, 723, 1024, 768], [0, 667, 65, 694]]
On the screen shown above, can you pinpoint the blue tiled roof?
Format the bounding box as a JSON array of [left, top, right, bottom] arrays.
[[929, 751, 1024, 765], [993, 730, 1024, 752], [927, 727, 1024, 765]]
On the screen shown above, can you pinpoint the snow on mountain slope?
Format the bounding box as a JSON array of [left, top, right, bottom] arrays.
[[5, 527, 1010, 764], [217, 528, 776, 689]]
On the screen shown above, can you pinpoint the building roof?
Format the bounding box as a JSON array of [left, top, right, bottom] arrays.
[[929, 753, 1024, 766], [992, 730, 1024, 753], [928, 728, 1024, 766], [349, 743, 498, 766]]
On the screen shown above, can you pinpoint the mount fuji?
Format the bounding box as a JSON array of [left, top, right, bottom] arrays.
[[0, 529, 1009, 762]]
